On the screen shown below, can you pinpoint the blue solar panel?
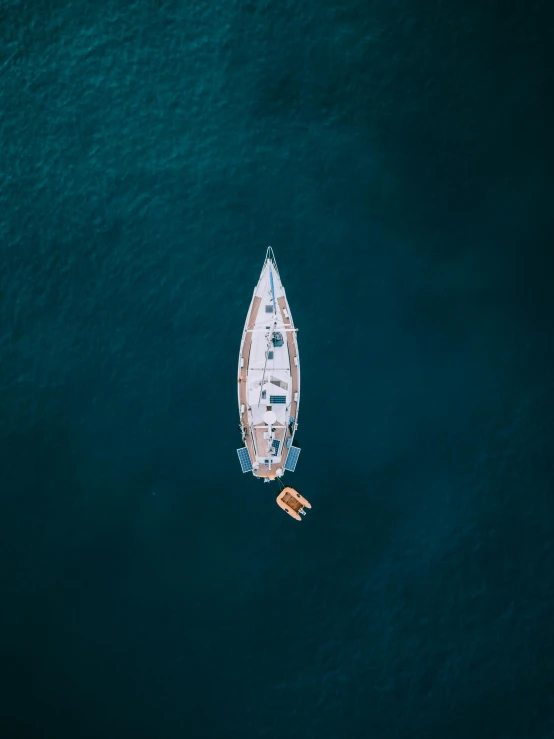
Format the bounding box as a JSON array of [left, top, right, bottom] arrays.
[[270, 395, 286, 404], [284, 446, 301, 472], [237, 447, 253, 473]]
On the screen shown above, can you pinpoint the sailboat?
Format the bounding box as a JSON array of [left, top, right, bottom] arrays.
[[237, 248, 311, 519]]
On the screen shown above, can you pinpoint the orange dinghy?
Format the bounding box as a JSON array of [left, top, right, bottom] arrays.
[[276, 487, 311, 521]]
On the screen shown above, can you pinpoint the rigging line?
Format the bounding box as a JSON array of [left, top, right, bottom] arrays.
[[257, 264, 278, 407], [269, 264, 277, 314]]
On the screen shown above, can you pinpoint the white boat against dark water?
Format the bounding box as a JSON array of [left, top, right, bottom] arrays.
[[237, 248, 311, 520]]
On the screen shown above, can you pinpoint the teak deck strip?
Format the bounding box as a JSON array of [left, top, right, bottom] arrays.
[[239, 296, 261, 467], [277, 295, 299, 473]]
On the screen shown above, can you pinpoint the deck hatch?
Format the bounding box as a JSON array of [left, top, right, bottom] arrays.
[[270, 395, 286, 404], [237, 447, 253, 473], [265, 305, 273, 313], [272, 439, 280, 454], [284, 446, 301, 472]]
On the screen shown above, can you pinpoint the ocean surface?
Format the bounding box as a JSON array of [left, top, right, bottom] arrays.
[[1, 1, 553, 737]]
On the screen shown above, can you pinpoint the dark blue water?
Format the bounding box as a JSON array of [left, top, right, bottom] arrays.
[[2, 1, 553, 737]]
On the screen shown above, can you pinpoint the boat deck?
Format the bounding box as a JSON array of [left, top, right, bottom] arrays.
[[238, 289, 300, 480], [253, 423, 286, 461]]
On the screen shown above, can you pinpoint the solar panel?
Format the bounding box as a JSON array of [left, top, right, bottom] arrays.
[[270, 395, 286, 404], [272, 439, 280, 454], [237, 447, 253, 473], [284, 446, 301, 472]]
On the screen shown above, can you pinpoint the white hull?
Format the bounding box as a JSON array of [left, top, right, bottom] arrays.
[[237, 248, 300, 480]]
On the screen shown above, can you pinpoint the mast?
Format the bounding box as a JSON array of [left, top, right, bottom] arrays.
[[257, 329, 273, 407]]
